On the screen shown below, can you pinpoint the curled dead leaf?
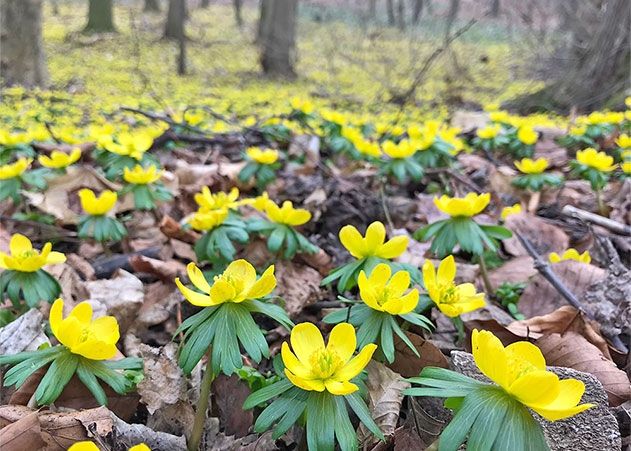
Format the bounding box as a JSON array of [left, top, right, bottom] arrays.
[[388, 331, 449, 378]]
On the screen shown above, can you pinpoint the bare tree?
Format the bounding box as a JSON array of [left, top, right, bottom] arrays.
[[0, 0, 48, 87], [144, 0, 161, 12], [368, 0, 377, 20], [233, 0, 243, 27], [164, 0, 186, 39], [83, 0, 116, 33], [444, 0, 460, 38], [258, 0, 297, 77], [386, 0, 395, 25], [396, 0, 405, 30], [200, 0, 210, 7], [488, 0, 500, 17], [411, 0, 423, 24], [512, 0, 630, 112]]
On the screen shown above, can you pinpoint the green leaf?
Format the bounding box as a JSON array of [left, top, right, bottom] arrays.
[[438, 389, 485, 451], [307, 391, 336, 451], [272, 391, 308, 438], [267, 226, 286, 253], [379, 314, 395, 363], [346, 392, 384, 441], [494, 397, 549, 451], [467, 388, 510, 450], [414, 219, 447, 241], [233, 304, 270, 362], [76, 361, 108, 406], [34, 352, 79, 405], [334, 396, 358, 451], [245, 299, 294, 331], [244, 378, 293, 410]]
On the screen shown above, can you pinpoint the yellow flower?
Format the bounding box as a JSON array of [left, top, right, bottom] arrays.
[[358, 264, 419, 315], [78, 189, 117, 216], [50, 298, 120, 360], [250, 191, 271, 211], [123, 164, 163, 185], [575, 148, 616, 172], [281, 322, 377, 395], [434, 192, 490, 218], [549, 249, 591, 264], [0, 130, 30, 146], [489, 111, 510, 123], [616, 134, 631, 149], [195, 186, 241, 212], [290, 97, 314, 114], [339, 221, 408, 260], [105, 132, 153, 160], [38, 148, 81, 169], [0, 157, 31, 180], [246, 147, 279, 165], [382, 140, 416, 159], [175, 259, 276, 307], [422, 255, 485, 317], [514, 157, 548, 174], [622, 161, 631, 174], [484, 103, 500, 112], [517, 126, 537, 145], [189, 208, 228, 231], [568, 125, 586, 136], [501, 203, 522, 220], [129, 445, 151, 451], [264, 200, 311, 226], [68, 442, 99, 451], [472, 329, 594, 421], [476, 124, 501, 139], [0, 233, 66, 272]]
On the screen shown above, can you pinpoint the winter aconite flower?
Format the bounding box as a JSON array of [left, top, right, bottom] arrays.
[[423, 255, 485, 317], [189, 208, 229, 231], [515, 157, 548, 174], [472, 329, 594, 421], [78, 189, 117, 216], [476, 124, 501, 139], [501, 203, 522, 220], [339, 221, 408, 259], [38, 148, 81, 169], [549, 248, 591, 264], [0, 233, 65, 306], [0, 157, 31, 180], [575, 148, 616, 172], [246, 147, 279, 165], [264, 200, 311, 226], [516, 126, 537, 145], [50, 298, 119, 360], [434, 192, 490, 218], [357, 263, 419, 315], [104, 132, 153, 160], [176, 259, 275, 307], [282, 322, 376, 395], [0, 233, 66, 272], [195, 186, 241, 212], [123, 164, 163, 184], [69, 443, 150, 451]]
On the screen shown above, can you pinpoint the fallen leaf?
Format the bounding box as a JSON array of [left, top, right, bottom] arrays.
[[0, 309, 49, 355], [503, 212, 569, 257], [212, 374, 253, 438], [129, 254, 187, 282], [537, 332, 631, 407], [388, 331, 448, 378], [159, 215, 200, 244], [359, 361, 410, 447], [45, 262, 89, 304], [65, 253, 96, 280], [486, 255, 537, 291], [519, 260, 605, 318], [274, 260, 328, 318], [0, 411, 44, 451]]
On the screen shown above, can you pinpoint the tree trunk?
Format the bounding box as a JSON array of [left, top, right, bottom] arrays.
[[0, 0, 48, 87], [83, 0, 116, 33], [411, 0, 423, 24], [233, 0, 243, 27], [386, 0, 395, 25], [258, 0, 297, 77], [176, 0, 186, 74], [144, 0, 161, 12], [200, 0, 210, 7], [164, 0, 185, 39], [368, 0, 376, 19], [444, 0, 459, 38], [511, 0, 630, 113], [396, 0, 405, 30], [488, 0, 500, 17]]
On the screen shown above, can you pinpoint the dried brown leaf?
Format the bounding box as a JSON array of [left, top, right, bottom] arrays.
[[129, 254, 187, 282], [274, 260, 328, 318], [503, 212, 569, 257], [212, 374, 253, 438], [537, 332, 631, 407], [388, 331, 449, 378], [0, 411, 44, 451]]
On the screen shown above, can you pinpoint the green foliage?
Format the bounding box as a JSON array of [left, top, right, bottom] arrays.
[[238, 161, 280, 190], [194, 216, 250, 263], [405, 367, 549, 451], [512, 173, 563, 191], [569, 161, 610, 191], [77, 215, 127, 242], [380, 158, 424, 184], [0, 346, 143, 406], [495, 282, 526, 320], [0, 269, 61, 308], [121, 182, 172, 210], [247, 218, 318, 260]]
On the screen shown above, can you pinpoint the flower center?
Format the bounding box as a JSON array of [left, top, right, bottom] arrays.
[[78, 327, 95, 344], [439, 284, 459, 304], [309, 349, 343, 379], [18, 250, 38, 259]]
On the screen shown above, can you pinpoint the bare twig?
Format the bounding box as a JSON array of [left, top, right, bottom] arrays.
[[515, 231, 627, 353], [562, 205, 631, 236]]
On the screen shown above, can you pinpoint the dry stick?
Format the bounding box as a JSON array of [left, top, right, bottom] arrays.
[[515, 231, 628, 353], [562, 205, 631, 236]]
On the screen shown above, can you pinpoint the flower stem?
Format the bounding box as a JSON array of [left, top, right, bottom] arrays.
[[478, 253, 493, 296], [595, 190, 606, 216], [188, 350, 215, 451], [452, 316, 465, 343]]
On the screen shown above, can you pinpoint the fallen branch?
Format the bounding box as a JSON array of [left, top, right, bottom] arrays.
[[515, 231, 628, 353], [562, 205, 631, 236]]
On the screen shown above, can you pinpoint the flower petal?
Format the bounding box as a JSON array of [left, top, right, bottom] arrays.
[[339, 225, 365, 258], [387, 270, 410, 297], [10, 234, 32, 255], [368, 263, 391, 286], [285, 369, 325, 392], [246, 265, 276, 299], [187, 262, 211, 293], [89, 316, 120, 345], [324, 380, 358, 395], [175, 278, 213, 306], [365, 222, 386, 254], [333, 343, 377, 381], [471, 329, 509, 390], [509, 370, 560, 405], [395, 289, 419, 314], [49, 298, 64, 339], [72, 340, 118, 360], [528, 379, 594, 421], [505, 341, 546, 371], [46, 251, 66, 265], [437, 255, 456, 285], [281, 342, 312, 378], [209, 279, 236, 304], [377, 235, 408, 259], [224, 259, 257, 289], [290, 322, 325, 364], [69, 301, 93, 326], [327, 323, 356, 363]]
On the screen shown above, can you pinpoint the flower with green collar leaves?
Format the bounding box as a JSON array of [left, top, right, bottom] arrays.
[[38, 147, 82, 172], [0, 233, 65, 307], [121, 164, 172, 210], [243, 322, 384, 451], [570, 148, 616, 191], [174, 259, 293, 375], [414, 193, 512, 257], [0, 157, 45, 202], [512, 157, 563, 191], [324, 263, 432, 363], [95, 131, 158, 179], [472, 124, 507, 152], [405, 329, 593, 451], [0, 298, 143, 406], [77, 189, 127, 243], [322, 221, 417, 292], [549, 248, 591, 264], [247, 198, 318, 259], [380, 139, 424, 183], [503, 125, 537, 158], [239, 147, 281, 189]]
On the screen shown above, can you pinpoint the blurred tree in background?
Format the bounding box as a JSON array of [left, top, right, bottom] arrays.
[[83, 0, 116, 33]]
